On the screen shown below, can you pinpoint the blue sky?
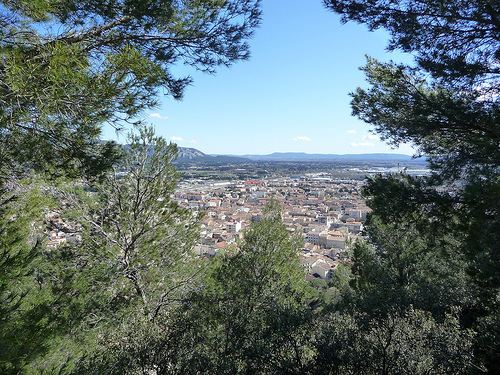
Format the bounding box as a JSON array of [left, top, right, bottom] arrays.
[[103, 0, 416, 156]]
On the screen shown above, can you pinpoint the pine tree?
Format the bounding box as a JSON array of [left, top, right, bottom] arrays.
[[324, 1, 500, 372], [33, 127, 203, 373], [0, 0, 261, 177]]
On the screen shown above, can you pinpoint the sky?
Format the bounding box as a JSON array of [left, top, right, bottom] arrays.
[[102, 0, 416, 156]]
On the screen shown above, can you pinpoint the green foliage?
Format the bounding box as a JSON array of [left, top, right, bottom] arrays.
[[349, 58, 500, 181], [307, 271, 352, 311], [171, 202, 313, 374], [75, 126, 200, 310], [62, 201, 313, 375], [70, 311, 197, 375], [0, 0, 261, 177], [324, 0, 500, 86], [0, 179, 53, 375], [6, 1, 500, 373], [351, 213, 472, 319], [310, 278, 328, 290], [312, 308, 474, 375], [325, 0, 500, 372], [0, 0, 263, 372], [27, 127, 203, 373]]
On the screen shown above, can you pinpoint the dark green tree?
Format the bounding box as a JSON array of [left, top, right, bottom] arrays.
[[349, 174, 473, 317], [324, 0, 500, 86], [28, 127, 203, 373], [310, 174, 475, 374], [324, 0, 500, 372], [67, 126, 201, 319], [0, 180, 53, 375], [312, 308, 473, 375], [0, 0, 261, 177], [0, 0, 261, 370], [162, 201, 314, 375]]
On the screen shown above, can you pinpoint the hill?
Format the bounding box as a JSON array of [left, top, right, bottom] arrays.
[[176, 147, 206, 159], [175, 147, 252, 164]]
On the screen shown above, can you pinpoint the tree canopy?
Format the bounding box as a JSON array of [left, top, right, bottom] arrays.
[[0, 0, 261, 177], [325, 0, 500, 372], [324, 0, 500, 175], [324, 0, 500, 86]]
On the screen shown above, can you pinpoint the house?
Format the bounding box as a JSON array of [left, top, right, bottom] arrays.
[[306, 229, 321, 245], [311, 257, 338, 279], [226, 221, 242, 233]]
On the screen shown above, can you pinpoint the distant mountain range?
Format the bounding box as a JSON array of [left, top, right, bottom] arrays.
[[175, 148, 423, 164], [233, 152, 417, 162]]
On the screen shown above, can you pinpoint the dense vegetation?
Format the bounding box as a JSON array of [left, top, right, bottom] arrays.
[[1, 0, 499, 374]]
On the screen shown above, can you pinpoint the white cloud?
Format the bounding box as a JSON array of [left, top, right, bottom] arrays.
[[170, 136, 183, 141], [188, 139, 198, 144], [350, 142, 375, 147], [293, 136, 312, 142], [363, 134, 380, 140], [148, 113, 169, 120], [347, 130, 357, 134]]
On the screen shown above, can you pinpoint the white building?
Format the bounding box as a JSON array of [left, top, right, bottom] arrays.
[[227, 221, 242, 234]]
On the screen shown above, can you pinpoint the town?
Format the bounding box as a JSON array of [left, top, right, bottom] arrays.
[[44, 170, 373, 281], [174, 174, 371, 280]]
